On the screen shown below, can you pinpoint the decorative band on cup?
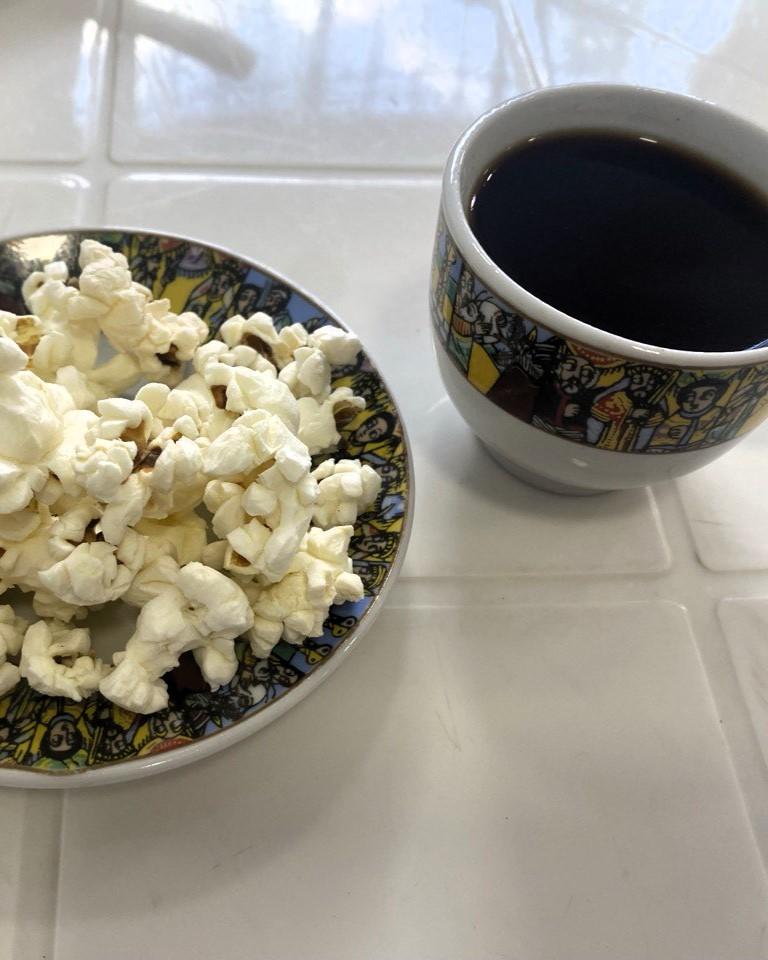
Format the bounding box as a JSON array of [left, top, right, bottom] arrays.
[[431, 213, 768, 454]]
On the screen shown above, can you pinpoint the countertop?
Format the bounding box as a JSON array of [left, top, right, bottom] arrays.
[[4, 2, 768, 958]]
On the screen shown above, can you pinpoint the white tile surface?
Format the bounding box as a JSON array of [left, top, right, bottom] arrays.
[[110, 0, 534, 168], [55, 604, 768, 960], [720, 598, 768, 774], [0, 791, 28, 959], [106, 175, 669, 575], [0, 175, 88, 237], [677, 426, 768, 571], [405, 398, 670, 576], [0, 792, 60, 960], [0, 0, 105, 161]]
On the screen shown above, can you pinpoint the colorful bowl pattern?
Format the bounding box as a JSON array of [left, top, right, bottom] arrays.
[[0, 231, 410, 777], [431, 211, 768, 454]]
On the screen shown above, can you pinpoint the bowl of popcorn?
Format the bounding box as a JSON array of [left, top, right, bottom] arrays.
[[0, 231, 410, 786]]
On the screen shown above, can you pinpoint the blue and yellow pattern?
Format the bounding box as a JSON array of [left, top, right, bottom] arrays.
[[432, 211, 768, 453], [0, 231, 410, 775]]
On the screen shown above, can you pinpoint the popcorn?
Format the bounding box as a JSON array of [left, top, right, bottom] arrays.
[[0, 510, 59, 590], [48, 498, 101, 559], [278, 346, 331, 399], [224, 518, 272, 577], [204, 454, 317, 584], [194, 336, 276, 378], [0, 238, 379, 714], [276, 323, 310, 359], [21, 262, 103, 380], [0, 504, 44, 542], [19, 619, 107, 701], [100, 562, 253, 713], [55, 366, 106, 409], [22, 260, 76, 325], [99, 474, 151, 545], [311, 459, 382, 528], [202, 409, 311, 484], [0, 605, 28, 696], [91, 397, 153, 444], [87, 353, 143, 395], [240, 465, 316, 583], [73, 438, 136, 501], [69, 240, 151, 354], [307, 325, 361, 366], [38, 530, 146, 606], [134, 512, 207, 566], [121, 553, 181, 608], [31, 590, 87, 624], [0, 311, 43, 357], [203, 363, 299, 430], [0, 459, 48, 518], [142, 436, 207, 518], [140, 372, 234, 443], [218, 312, 303, 368], [46, 408, 98, 495], [297, 388, 365, 454], [128, 299, 208, 381], [209, 489, 246, 539], [136, 378, 212, 438], [247, 526, 363, 655], [241, 480, 278, 517], [0, 337, 75, 513]]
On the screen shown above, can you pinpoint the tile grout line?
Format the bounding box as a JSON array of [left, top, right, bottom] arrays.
[[33, 4, 121, 960], [11, 791, 65, 960], [389, 481, 768, 878], [48, 792, 67, 960], [0, 159, 446, 182], [80, 0, 122, 226], [614, 480, 768, 878]]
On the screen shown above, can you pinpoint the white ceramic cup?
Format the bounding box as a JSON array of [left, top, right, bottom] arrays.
[[431, 84, 768, 494]]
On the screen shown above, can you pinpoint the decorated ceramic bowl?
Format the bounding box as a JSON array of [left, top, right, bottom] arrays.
[[433, 85, 768, 494], [0, 229, 412, 788]]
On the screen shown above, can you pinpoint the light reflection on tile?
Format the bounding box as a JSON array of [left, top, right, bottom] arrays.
[[112, 0, 534, 166], [512, 0, 768, 153], [0, 176, 88, 236], [579, 0, 742, 55], [514, 0, 710, 87], [0, 0, 105, 161]]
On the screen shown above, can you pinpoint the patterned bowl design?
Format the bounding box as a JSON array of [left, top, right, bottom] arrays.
[[431, 212, 768, 454], [0, 231, 410, 781]]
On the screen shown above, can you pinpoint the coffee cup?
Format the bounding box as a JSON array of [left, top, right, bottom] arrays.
[[431, 84, 768, 494]]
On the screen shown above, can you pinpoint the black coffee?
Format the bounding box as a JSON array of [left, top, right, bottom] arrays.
[[469, 132, 768, 352]]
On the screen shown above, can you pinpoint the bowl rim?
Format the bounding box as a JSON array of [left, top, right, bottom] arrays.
[[0, 226, 414, 789], [443, 82, 768, 369]]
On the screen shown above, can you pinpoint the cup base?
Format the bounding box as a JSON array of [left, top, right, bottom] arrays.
[[481, 441, 607, 496]]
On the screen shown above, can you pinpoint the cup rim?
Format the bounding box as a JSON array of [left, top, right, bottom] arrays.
[[443, 82, 768, 370]]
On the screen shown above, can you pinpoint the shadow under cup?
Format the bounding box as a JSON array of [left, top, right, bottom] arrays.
[[431, 84, 768, 495]]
